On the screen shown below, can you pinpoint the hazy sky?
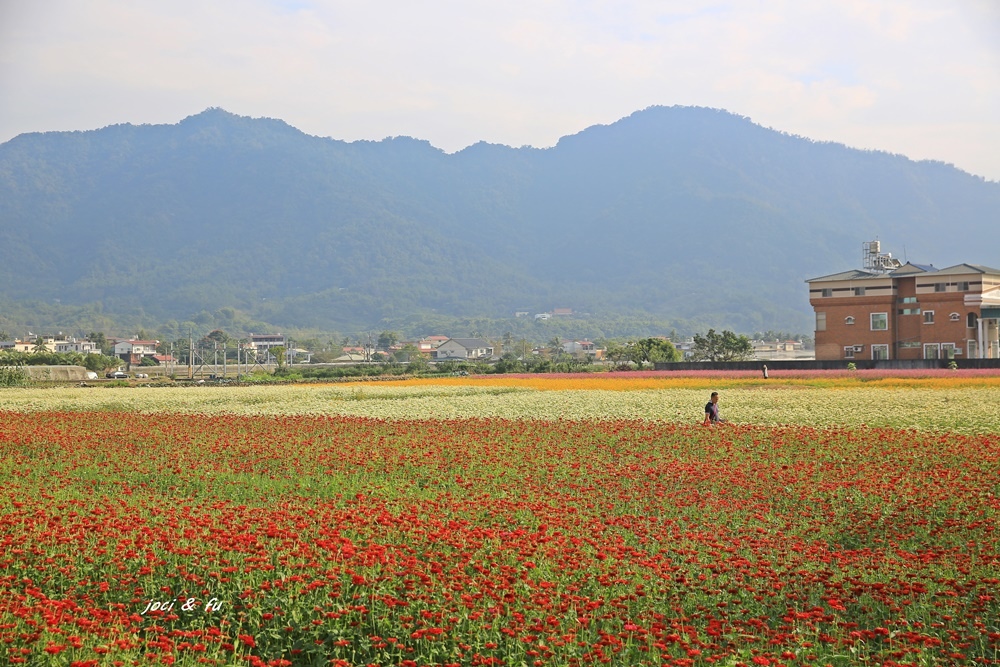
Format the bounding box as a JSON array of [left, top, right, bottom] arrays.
[[2, 1, 998, 180]]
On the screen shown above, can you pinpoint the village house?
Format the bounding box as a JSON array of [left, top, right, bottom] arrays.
[[807, 242, 1000, 361], [561, 339, 604, 360], [416, 335, 450, 356], [435, 338, 494, 360], [55, 338, 101, 354], [249, 333, 287, 362], [113, 339, 160, 365], [2, 334, 68, 353]]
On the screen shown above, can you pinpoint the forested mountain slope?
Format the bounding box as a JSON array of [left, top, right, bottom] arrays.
[[2, 105, 997, 334]]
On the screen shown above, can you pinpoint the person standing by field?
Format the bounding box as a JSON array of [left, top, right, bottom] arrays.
[[703, 391, 725, 426]]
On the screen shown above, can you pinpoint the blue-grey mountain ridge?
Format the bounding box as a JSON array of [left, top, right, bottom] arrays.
[[1, 105, 997, 337]]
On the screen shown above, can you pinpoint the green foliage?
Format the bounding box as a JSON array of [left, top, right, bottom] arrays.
[[689, 329, 755, 362], [377, 331, 399, 351], [603, 341, 633, 370], [847, 362, 857, 371], [83, 353, 122, 372], [493, 357, 527, 374], [269, 345, 287, 368], [628, 337, 682, 368], [271, 366, 299, 379], [296, 364, 400, 380], [0, 365, 30, 387]]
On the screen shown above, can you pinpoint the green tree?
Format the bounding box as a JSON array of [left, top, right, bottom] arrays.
[[546, 336, 564, 359], [377, 331, 399, 351], [604, 341, 632, 370], [516, 338, 532, 361], [501, 331, 515, 356], [88, 332, 111, 355], [83, 354, 121, 373], [32, 337, 48, 354], [205, 329, 230, 345], [404, 349, 430, 375], [629, 337, 682, 368], [393, 343, 422, 363], [690, 329, 754, 362], [269, 345, 287, 369]]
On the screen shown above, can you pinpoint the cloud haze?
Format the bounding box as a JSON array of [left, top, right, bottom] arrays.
[[1, 0, 998, 179]]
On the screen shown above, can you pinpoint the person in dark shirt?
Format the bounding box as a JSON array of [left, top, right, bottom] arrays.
[[703, 391, 725, 426]]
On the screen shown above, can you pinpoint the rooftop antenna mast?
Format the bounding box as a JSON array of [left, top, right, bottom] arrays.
[[862, 240, 902, 273]]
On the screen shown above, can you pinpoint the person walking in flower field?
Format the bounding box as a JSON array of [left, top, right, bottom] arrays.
[[703, 391, 725, 426]]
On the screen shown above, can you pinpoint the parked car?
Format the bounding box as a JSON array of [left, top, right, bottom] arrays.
[[106, 371, 128, 379]]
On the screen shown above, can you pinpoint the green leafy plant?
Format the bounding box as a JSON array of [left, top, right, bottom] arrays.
[[0, 365, 30, 387]]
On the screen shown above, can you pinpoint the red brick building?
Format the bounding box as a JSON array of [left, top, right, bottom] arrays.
[[807, 259, 1000, 361]]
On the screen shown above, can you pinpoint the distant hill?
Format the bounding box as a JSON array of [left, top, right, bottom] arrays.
[[1, 105, 998, 336]]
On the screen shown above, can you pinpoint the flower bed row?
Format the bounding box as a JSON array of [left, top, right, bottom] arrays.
[[2, 412, 999, 665]]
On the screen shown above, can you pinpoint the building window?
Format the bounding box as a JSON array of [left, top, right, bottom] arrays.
[[853, 287, 865, 296], [941, 343, 958, 359], [845, 316, 855, 325], [844, 347, 855, 359], [870, 312, 888, 331], [950, 312, 960, 322], [923, 310, 935, 324], [872, 344, 889, 360], [898, 308, 921, 316], [816, 312, 826, 332], [899, 296, 917, 304], [968, 313, 978, 328], [923, 343, 940, 359], [934, 283, 946, 292], [958, 281, 970, 291], [821, 288, 833, 297]]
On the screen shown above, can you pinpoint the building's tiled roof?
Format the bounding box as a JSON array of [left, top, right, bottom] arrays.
[[805, 270, 883, 283], [809, 260, 1000, 284], [932, 263, 1000, 276], [446, 338, 491, 348], [890, 262, 937, 275]]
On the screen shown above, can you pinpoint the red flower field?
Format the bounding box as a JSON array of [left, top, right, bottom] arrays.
[[2, 411, 999, 666]]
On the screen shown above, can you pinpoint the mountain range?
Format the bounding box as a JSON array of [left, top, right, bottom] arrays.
[[1, 105, 998, 339]]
